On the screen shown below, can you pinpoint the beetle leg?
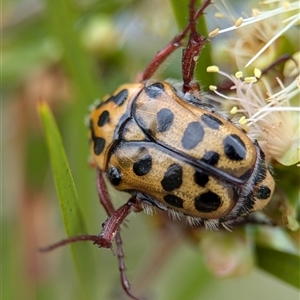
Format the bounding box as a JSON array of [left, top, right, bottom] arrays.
[[182, 0, 207, 93], [98, 200, 144, 300], [96, 169, 116, 216], [40, 170, 144, 300], [141, 0, 211, 82], [39, 171, 137, 251], [96, 170, 144, 300], [96, 170, 143, 247], [95, 196, 143, 249]]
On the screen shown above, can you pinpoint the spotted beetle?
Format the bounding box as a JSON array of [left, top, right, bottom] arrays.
[[42, 1, 275, 299], [90, 79, 274, 227]]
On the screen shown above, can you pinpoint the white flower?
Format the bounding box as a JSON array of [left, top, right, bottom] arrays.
[[207, 66, 300, 166], [210, 0, 300, 70]]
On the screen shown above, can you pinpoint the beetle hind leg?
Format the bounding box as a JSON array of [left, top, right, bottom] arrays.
[[96, 170, 144, 300]]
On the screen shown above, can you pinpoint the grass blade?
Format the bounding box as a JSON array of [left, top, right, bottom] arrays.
[[38, 101, 95, 298]]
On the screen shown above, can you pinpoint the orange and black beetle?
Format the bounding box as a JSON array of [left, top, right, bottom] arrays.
[[42, 1, 274, 299], [89, 81, 274, 228]]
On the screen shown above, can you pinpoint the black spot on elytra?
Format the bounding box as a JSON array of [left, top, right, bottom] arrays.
[[181, 122, 204, 150], [157, 108, 174, 132], [145, 82, 164, 98], [161, 163, 183, 191], [98, 110, 110, 127], [201, 151, 220, 166], [194, 191, 221, 213], [90, 119, 105, 155], [133, 153, 152, 176], [94, 137, 106, 155], [163, 194, 184, 208], [256, 185, 271, 200], [107, 166, 122, 186], [201, 113, 223, 130], [109, 89, 128, 106], [194, 169, 209, 187], [223, 134, 246, 161]]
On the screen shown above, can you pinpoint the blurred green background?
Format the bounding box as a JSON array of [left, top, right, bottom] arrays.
[[2, 0, 299, 300]]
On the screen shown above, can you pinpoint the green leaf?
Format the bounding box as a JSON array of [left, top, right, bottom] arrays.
[[169, 0, 191, 30], [256, 246, 300, 289], [39, 101, 86, 235], [38, 101, 95, 298]]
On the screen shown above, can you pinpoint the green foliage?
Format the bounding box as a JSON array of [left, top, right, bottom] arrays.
[[39, 102, 85, 236], [256, 246, 300, 289], [38, 102, 96, 298]]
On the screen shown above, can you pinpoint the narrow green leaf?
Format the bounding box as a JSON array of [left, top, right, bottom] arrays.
[[169, 0, 191, 30], [38, 101, 95, 297], [256, 246, 300, 289], [39, 101, 86, 235]]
